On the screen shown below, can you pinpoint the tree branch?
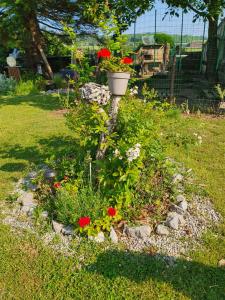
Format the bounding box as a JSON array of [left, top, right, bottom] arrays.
[[38, 20, 64, 32]]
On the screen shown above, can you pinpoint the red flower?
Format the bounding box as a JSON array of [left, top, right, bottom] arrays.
[[53, 182, 61, 189], [78, 216, 91, 228], [121, 57, 133, 64], [107, 207, 117, 217], [97, 48, 111, 59]]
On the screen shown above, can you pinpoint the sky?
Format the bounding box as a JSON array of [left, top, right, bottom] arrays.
[[125, 1, 208, 38]]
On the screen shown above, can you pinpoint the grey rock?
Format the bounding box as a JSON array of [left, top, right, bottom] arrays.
[[172, 173, 183, 184], [156, 224, 169, 236], [52, 220, 63, 234], [125, 225, 152, 239], [170, 203, 185, 215], [178, 200, 188, 211], [166, 212, 185, 230], [62, 225, 74, 236], [110, 227, 118, 243]]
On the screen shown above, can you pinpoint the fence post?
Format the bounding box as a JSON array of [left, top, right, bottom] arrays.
[[179, 10, 184, 72], [200, 21, 206, 73], [154, 9, 157, 67]]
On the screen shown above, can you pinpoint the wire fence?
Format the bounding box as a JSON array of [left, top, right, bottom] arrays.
[[120, 3, 225, 113]]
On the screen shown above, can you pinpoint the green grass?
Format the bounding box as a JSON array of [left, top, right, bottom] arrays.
[[0, 95, 225, 299]]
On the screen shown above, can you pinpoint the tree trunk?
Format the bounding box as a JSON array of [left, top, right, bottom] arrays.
[[24, 12, 53, 79], [96, 96, 121, 160], [206, 17, 218, 82]]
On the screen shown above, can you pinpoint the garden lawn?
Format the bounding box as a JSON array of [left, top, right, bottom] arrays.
[[0, 94, 225, 300]]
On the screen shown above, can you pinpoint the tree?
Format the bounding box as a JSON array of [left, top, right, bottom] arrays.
[[0, 0, 154, 78], [163, 0, 225, 82]]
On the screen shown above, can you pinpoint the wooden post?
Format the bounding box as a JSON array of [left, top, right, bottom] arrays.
[[170, 54, 176, 104], [7, 67, 21, 81]]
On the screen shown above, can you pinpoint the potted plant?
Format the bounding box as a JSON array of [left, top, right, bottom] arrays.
[[97, 48, 134, 96]]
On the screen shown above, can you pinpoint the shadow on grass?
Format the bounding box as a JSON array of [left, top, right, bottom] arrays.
[[0, 94, 62, 111], [87, 250, 225, 300], [0, 136, 78, 170]]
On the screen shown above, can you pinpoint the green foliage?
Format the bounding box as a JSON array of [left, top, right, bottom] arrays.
[[99, 56, 134, 73], [14, 80, 39, 95], [215, 84, 225, 101], [51, 187, 107, 226], [0, 74, 16, 94], [154, 33, 175, 47], [53, 74, 67, 89]]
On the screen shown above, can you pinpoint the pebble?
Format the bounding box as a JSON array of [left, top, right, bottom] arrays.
[[156, 224, 170, 236]]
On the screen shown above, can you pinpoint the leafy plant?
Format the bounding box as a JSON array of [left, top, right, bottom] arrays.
[[0, 74, 16, 94]]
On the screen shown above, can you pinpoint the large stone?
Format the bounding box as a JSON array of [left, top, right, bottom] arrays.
[[156, 224, 169, 236], [110, 227, 118, 243], [125, 225, 152, 239], [52, 220, 63, 234]]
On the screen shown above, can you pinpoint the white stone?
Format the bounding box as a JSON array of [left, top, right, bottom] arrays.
[[89, 231, 105, 243], [125, 225, 152, 239], [52, 220, 63, 234], [156, 224, 169, 235], [110, 227, 118, 243]]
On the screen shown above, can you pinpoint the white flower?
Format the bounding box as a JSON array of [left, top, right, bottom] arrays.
[[114, 149, 120, 157], [126, 143, 141, 162], [130, 86, 138, 96]]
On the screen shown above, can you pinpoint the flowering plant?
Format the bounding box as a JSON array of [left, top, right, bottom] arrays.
[[98, 49, 134, 74]]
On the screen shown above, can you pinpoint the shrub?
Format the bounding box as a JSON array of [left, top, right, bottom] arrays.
[[0, 74, 16, 94], [14, 80, 39, 95]]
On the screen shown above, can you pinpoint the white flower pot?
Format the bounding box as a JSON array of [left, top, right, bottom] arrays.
[[107, 72, 130, 96]]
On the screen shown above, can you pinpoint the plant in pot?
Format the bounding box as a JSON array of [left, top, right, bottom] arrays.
[[98, 50, 134, 96]]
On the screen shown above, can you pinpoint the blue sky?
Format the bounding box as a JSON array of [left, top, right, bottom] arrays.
[[125, 1, 208, 37]]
